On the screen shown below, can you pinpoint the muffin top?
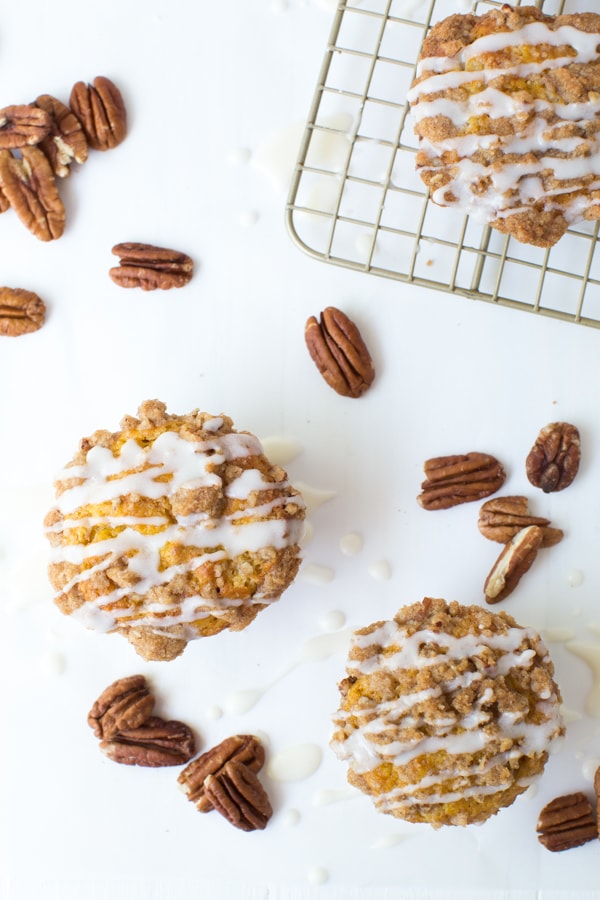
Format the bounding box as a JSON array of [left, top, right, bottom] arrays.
[[45, 400, 305, 660], [331, 598, 564, 826], [408, 6, 600, 247]]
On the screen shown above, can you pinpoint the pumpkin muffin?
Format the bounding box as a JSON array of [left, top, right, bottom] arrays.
[[409, 5, 600, 246], [44, 400, 305, 661], [331, 597, 564, 827]]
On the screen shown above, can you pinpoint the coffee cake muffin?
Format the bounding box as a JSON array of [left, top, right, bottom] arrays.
[[44, 400, 305, 661], [331, 598, 564, 827], [408, 6, 600, 247]]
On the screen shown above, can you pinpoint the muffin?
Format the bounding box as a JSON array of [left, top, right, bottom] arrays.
[[408, 6, 600, 247], [44, 400, 305, 661], [331, 597, 564, 827]]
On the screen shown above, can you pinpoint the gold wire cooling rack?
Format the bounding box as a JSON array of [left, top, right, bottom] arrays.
[[285, 0, 600, 328]]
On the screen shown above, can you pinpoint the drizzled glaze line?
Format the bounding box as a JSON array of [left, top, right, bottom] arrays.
[[47, 430, 304, 634], [331, 618, 563, 812]]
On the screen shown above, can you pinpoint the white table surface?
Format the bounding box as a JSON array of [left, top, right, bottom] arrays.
[[2, 1, 600, 898]]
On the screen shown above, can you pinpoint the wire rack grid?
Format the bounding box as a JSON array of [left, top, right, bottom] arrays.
[[285, 0, 600, 328]]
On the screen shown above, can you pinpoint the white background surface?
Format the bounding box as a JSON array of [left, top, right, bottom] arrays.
[[2, 1, 600, 898]]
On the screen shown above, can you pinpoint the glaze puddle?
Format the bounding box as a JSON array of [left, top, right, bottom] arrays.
[[224, 628, 353, 714]]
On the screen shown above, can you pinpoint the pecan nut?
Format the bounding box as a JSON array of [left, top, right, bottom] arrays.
[[526, 422, 581, 493], [178, 734, 265, 812], [109, 242, 194, 290], [34, 94, 88, 177], [0, 287, 45, 337], [0, 104, 51, 149], [478, 495, 563, 547], [0, 146, 65, 241], [536, 792, 597, 852], [417, 452, 506, 510], [100, 716, 196, 767], [87, 674, 154, 740], [304, 306, 375, 398], [69, 76, 127, 151], [204, 761, 272, 831], [484, 524, 543, 604]]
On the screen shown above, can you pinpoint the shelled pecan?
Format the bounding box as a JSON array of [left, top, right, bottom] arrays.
[[204, 761, 272, 832], [304, 306, 375, 398], [69, 76, 127, 151], [0, 104, 51, 149], [526, 422, 581, 493], [478, 495, 563, 547], [109, 242, 194, 290], [484, 524, 543, 604], [0, 146, 65, 241], [34, 94, 88, 177], [178, 734, 265, 813], [0, 287, 46, 337], [100, 716, 196, 767], [88, 674, 154, 740], [417, 452, 506, 510], [537, 792, 597, 852]]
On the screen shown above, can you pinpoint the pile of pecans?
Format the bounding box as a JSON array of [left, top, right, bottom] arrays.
[[417, 421, 581, 605], [87, 674, 196, 767], [88, 675, 273, 833], [0, 76, 126, 242]]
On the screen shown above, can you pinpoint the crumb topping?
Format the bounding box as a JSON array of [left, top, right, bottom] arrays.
[[331, 598, 564, 827], [409, 7, 600, 247], [44, 400, 305, 660]]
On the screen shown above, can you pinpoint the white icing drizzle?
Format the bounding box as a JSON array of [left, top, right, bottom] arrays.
[[225, 628, 353, 713], [307, 866, 329, 886], [281, 808, 301, 827], [565, 640, 600, 716], [367, 559, 392, 582], [299, 562, 335, 585], [409, 20, 600, 225], [266, 743, 323, 782], [331, 618, 563, 814], [319, 609, 346, 632], [47, 430, 304, 635], [311, 787, 359, 807], [339, 531, 363, 557], [568, 569, 585, 587]]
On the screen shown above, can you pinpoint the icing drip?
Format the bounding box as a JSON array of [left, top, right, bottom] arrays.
[[47, 430, 304, 635], [409, 20, 600, 225]]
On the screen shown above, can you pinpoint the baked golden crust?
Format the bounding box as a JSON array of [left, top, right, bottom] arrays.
[[44, 400, 305, 661], [409, 5, 600, 247], [331, 598, 564, 827]]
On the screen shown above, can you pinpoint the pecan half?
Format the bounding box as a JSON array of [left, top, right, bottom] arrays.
[[178, 734, 265, 812], [0, 287, 45, 337], [0, 104, 51, 149], [537, 792, 597, 852], [526, 422, 581, 493], [87, 674, 154, 740], [34, 94, 88, 177], [484, 524, 543, 604], [0, 146, 65, 241], [69, 76, 126, 151], [100, 716, 196, 767], [478, 495, 563, 547], [304, 306, 375, 398], [204, 761, 272, 831], [417, 452, 506, 510], [109, 242, 194, 290]]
